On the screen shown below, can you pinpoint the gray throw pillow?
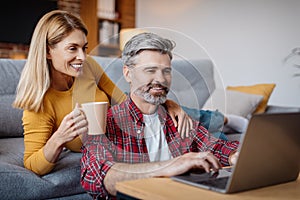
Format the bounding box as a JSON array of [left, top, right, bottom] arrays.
[[0, 95, 23, 137]]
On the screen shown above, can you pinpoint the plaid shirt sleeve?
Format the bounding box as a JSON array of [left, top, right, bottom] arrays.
[[80, 135, 116, 199], [190, 120, 239, 166]]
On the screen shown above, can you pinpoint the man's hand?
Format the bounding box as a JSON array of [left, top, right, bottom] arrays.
[[229, 151, 239, 165], [155, 152, 222, 177], [104, 152, 221, 195]]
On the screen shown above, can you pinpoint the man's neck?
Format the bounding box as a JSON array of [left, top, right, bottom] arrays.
[[130, 94, 158, 115]]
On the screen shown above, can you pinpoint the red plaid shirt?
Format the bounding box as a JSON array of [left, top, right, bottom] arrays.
[[81, 97, 239, 199]]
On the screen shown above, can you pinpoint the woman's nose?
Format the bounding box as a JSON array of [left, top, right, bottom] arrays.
[[76, 49, 86, 60]]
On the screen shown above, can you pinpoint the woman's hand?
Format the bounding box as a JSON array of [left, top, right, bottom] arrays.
[[44, 103, 88, 163], [165, 100, 193, 138], [54, 103, 88, 145]]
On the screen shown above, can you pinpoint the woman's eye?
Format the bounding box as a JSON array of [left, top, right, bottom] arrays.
[[69, 47, 77, 51]]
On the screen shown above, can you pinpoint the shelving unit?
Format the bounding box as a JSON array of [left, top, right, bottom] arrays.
[[80, 0, 135, 57]]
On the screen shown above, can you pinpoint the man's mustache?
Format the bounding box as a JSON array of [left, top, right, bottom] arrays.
[[144, 83, 169, 93]]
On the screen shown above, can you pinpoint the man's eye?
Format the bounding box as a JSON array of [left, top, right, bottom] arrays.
[[146, 69, 156, 73], [164, 69, 172, 74]]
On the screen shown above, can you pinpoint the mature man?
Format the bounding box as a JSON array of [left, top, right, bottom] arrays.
[[81, 32, 239, 199]]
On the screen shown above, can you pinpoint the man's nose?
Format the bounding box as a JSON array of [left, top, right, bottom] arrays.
[[154, 70, 167, 83]]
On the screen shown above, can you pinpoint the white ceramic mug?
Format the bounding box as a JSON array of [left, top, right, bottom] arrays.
[[81, 102, 108, 135]]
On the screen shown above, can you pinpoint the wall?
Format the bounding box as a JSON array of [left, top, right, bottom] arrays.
[[136, 0, 300, 107]]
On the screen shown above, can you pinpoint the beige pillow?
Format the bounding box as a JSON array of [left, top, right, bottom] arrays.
[[202, 89, 263, 118], [227, 83, 276, 113]]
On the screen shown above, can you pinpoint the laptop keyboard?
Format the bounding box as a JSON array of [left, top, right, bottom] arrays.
[[172, 169, 231, 190], [196, 176, 229, 190]]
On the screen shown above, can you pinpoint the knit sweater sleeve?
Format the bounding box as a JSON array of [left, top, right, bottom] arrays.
[[22, 97, 82, 175], [23, 109, 56, 175], [86, 56, 126, 105]]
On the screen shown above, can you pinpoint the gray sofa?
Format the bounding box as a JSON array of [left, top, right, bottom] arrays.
[[1, 56, 299, 200], [0, 59, 92, 200]]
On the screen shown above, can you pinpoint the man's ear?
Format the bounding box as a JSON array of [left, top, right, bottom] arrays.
[[123, 65, 131, 83]]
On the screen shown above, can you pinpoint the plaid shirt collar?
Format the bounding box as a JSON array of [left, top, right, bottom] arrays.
[[126, 96, 169, 127]]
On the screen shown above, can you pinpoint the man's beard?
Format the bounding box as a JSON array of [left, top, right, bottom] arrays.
[[133, 83, 169, 105]]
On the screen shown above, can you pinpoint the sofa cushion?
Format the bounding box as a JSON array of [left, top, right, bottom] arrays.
[[0, 138, 88, 199], [0, 59, 25, 95], [227, 83, 276, 114], [0, 59, 25, 138], [0, 94, 23, 137], [92, 56, 215, 109], [265, 105, 300, 113], [168, 59, 215, 109], [202, 89, 263, 118]]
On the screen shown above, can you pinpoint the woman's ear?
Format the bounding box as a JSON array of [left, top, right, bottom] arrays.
[[46, 48, 52, 59], [123, 65, 132, 83]]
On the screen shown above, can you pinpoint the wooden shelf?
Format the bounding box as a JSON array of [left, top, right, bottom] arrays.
[[80, 0, 135, 56], [90, 44, 122, 58], [98, 17, 122, 23]]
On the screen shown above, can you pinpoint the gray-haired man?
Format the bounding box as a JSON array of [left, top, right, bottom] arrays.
[[81, 32, 239, 199]]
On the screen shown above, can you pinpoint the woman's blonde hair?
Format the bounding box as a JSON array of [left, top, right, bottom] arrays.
[[13, 10, 88, 112]]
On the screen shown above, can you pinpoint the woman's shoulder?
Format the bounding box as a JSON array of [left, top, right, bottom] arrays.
[[85, 55, 101, 68], [84, 55, 104, 75], [85, 55, 96, 63], [23, 95, 56, 121]]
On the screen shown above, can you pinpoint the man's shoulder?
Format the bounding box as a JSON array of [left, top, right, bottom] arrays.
[[107, 100, 128, 116]]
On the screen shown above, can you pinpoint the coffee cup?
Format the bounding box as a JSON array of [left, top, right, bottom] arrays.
[[81, 102, 108, 135]]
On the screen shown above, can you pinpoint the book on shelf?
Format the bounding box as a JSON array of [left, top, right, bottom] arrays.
[[97, 0, 118, 20], [99, 20, 119, 46]]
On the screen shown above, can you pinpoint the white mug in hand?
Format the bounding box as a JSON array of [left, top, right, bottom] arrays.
[[81, 102, 108, 135]]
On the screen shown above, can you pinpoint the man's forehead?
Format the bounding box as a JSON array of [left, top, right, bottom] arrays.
[[134, 50, 171, 64], [133, 63, 172, 69]]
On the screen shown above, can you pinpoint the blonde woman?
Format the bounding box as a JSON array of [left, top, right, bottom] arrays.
[[13, 10, 191, 175]]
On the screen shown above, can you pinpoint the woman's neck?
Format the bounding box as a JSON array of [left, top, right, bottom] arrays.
[[50, 68, 74, 91]]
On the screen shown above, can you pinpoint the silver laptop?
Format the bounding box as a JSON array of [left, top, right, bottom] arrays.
[[171, 112, 300, 193]]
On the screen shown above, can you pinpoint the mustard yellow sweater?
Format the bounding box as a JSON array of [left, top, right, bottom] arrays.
[[23, 56, 126, 175]]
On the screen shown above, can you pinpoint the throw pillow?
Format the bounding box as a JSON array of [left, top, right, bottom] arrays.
[[202, 89, 263, 118], [227, 83, 276, 113]]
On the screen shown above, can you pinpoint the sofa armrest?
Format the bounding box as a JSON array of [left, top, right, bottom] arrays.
[[265, 105, 300, 113], [226, 105, 300, 142]]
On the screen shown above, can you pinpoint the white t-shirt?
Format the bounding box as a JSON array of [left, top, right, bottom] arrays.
[[143, 113, 173, 162]]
